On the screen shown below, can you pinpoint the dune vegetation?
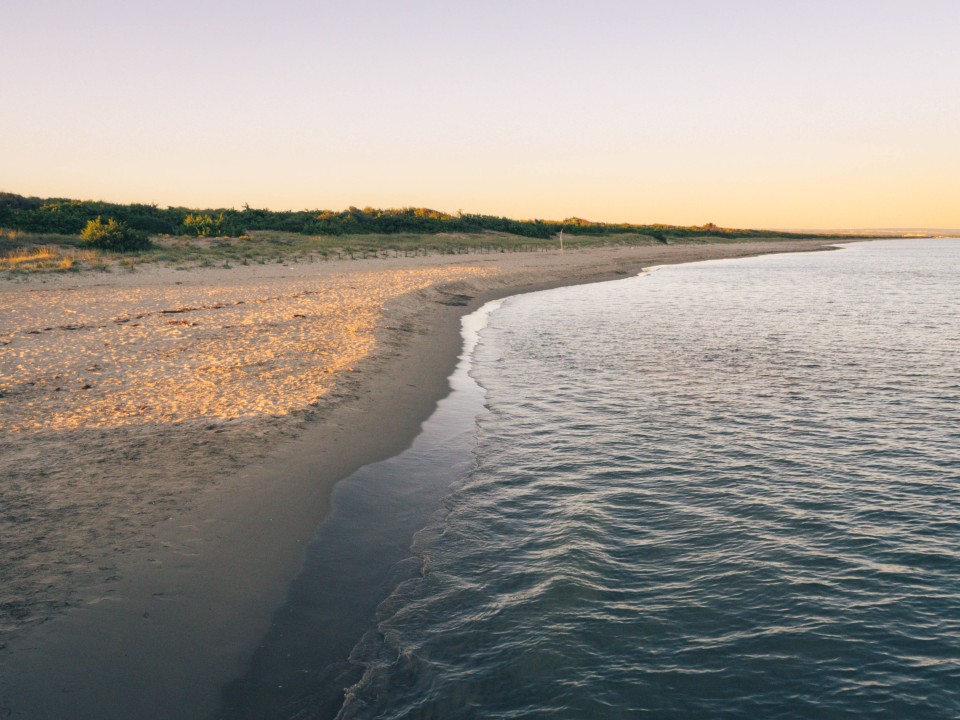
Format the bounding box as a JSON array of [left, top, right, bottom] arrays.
[[0, 191, 879, 275]]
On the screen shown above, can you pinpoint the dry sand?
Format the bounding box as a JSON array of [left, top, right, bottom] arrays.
[[0, 240, 840, 718]]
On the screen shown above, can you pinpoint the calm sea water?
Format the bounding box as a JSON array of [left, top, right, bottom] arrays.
[[333, 240, 960, 719]]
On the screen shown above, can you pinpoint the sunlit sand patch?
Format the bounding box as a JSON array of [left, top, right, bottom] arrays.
[[0, 265, 494, 433]]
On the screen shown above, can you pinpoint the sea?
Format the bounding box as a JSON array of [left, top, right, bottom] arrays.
[[219, 239, 960, 719]]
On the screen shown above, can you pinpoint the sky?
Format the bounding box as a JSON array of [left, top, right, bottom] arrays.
[[2, 0, 958, 228]]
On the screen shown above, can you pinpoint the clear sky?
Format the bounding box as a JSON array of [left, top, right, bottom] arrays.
[[2, 0, 958, 228]]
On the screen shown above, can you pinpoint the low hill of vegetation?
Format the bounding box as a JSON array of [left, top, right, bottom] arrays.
[[1, 192, 832, 242], [0, 191, 894, 274]]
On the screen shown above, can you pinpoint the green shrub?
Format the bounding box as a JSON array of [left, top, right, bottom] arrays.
[[183, 213, 224, 237], [80, 217, 151, 251]]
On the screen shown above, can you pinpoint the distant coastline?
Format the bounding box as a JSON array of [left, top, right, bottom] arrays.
[[778, 227, 957, 238], [0, 190, 906, 248], [1, 189, 909, 279]]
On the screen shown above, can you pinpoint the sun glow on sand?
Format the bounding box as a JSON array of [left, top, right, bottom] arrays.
[[0, 265, 494, 432]]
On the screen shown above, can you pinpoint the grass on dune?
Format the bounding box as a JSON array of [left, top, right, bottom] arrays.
[[0, 227, 817, 276], [0, 245, 111, 273], [145, 230, 667, 266]]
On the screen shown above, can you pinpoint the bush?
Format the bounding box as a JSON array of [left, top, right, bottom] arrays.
[[183, 213, 224, 237], [80, 217, 151, 251]]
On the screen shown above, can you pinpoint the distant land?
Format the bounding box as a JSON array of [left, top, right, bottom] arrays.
[[783, 228, 957, 238]]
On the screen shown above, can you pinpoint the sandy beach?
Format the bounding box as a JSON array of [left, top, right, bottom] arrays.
[[0, 240, 839, 718]]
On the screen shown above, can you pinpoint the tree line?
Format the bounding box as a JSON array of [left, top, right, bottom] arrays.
[[0, 192, 818, 241]]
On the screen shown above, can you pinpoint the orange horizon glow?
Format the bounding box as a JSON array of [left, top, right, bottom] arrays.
[[3, 1, 958, 230]]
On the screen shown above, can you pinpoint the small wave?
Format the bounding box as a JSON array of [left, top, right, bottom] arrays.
[[337, 240, 960, 719]]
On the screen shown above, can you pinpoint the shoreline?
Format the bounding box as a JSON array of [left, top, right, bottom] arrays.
[[0, 240, 845, 718]]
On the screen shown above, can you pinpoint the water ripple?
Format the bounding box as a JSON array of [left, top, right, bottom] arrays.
[[339, 240, 960, 719]]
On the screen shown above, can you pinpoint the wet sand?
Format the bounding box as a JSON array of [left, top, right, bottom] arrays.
[[0, 240, 839, 718]]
